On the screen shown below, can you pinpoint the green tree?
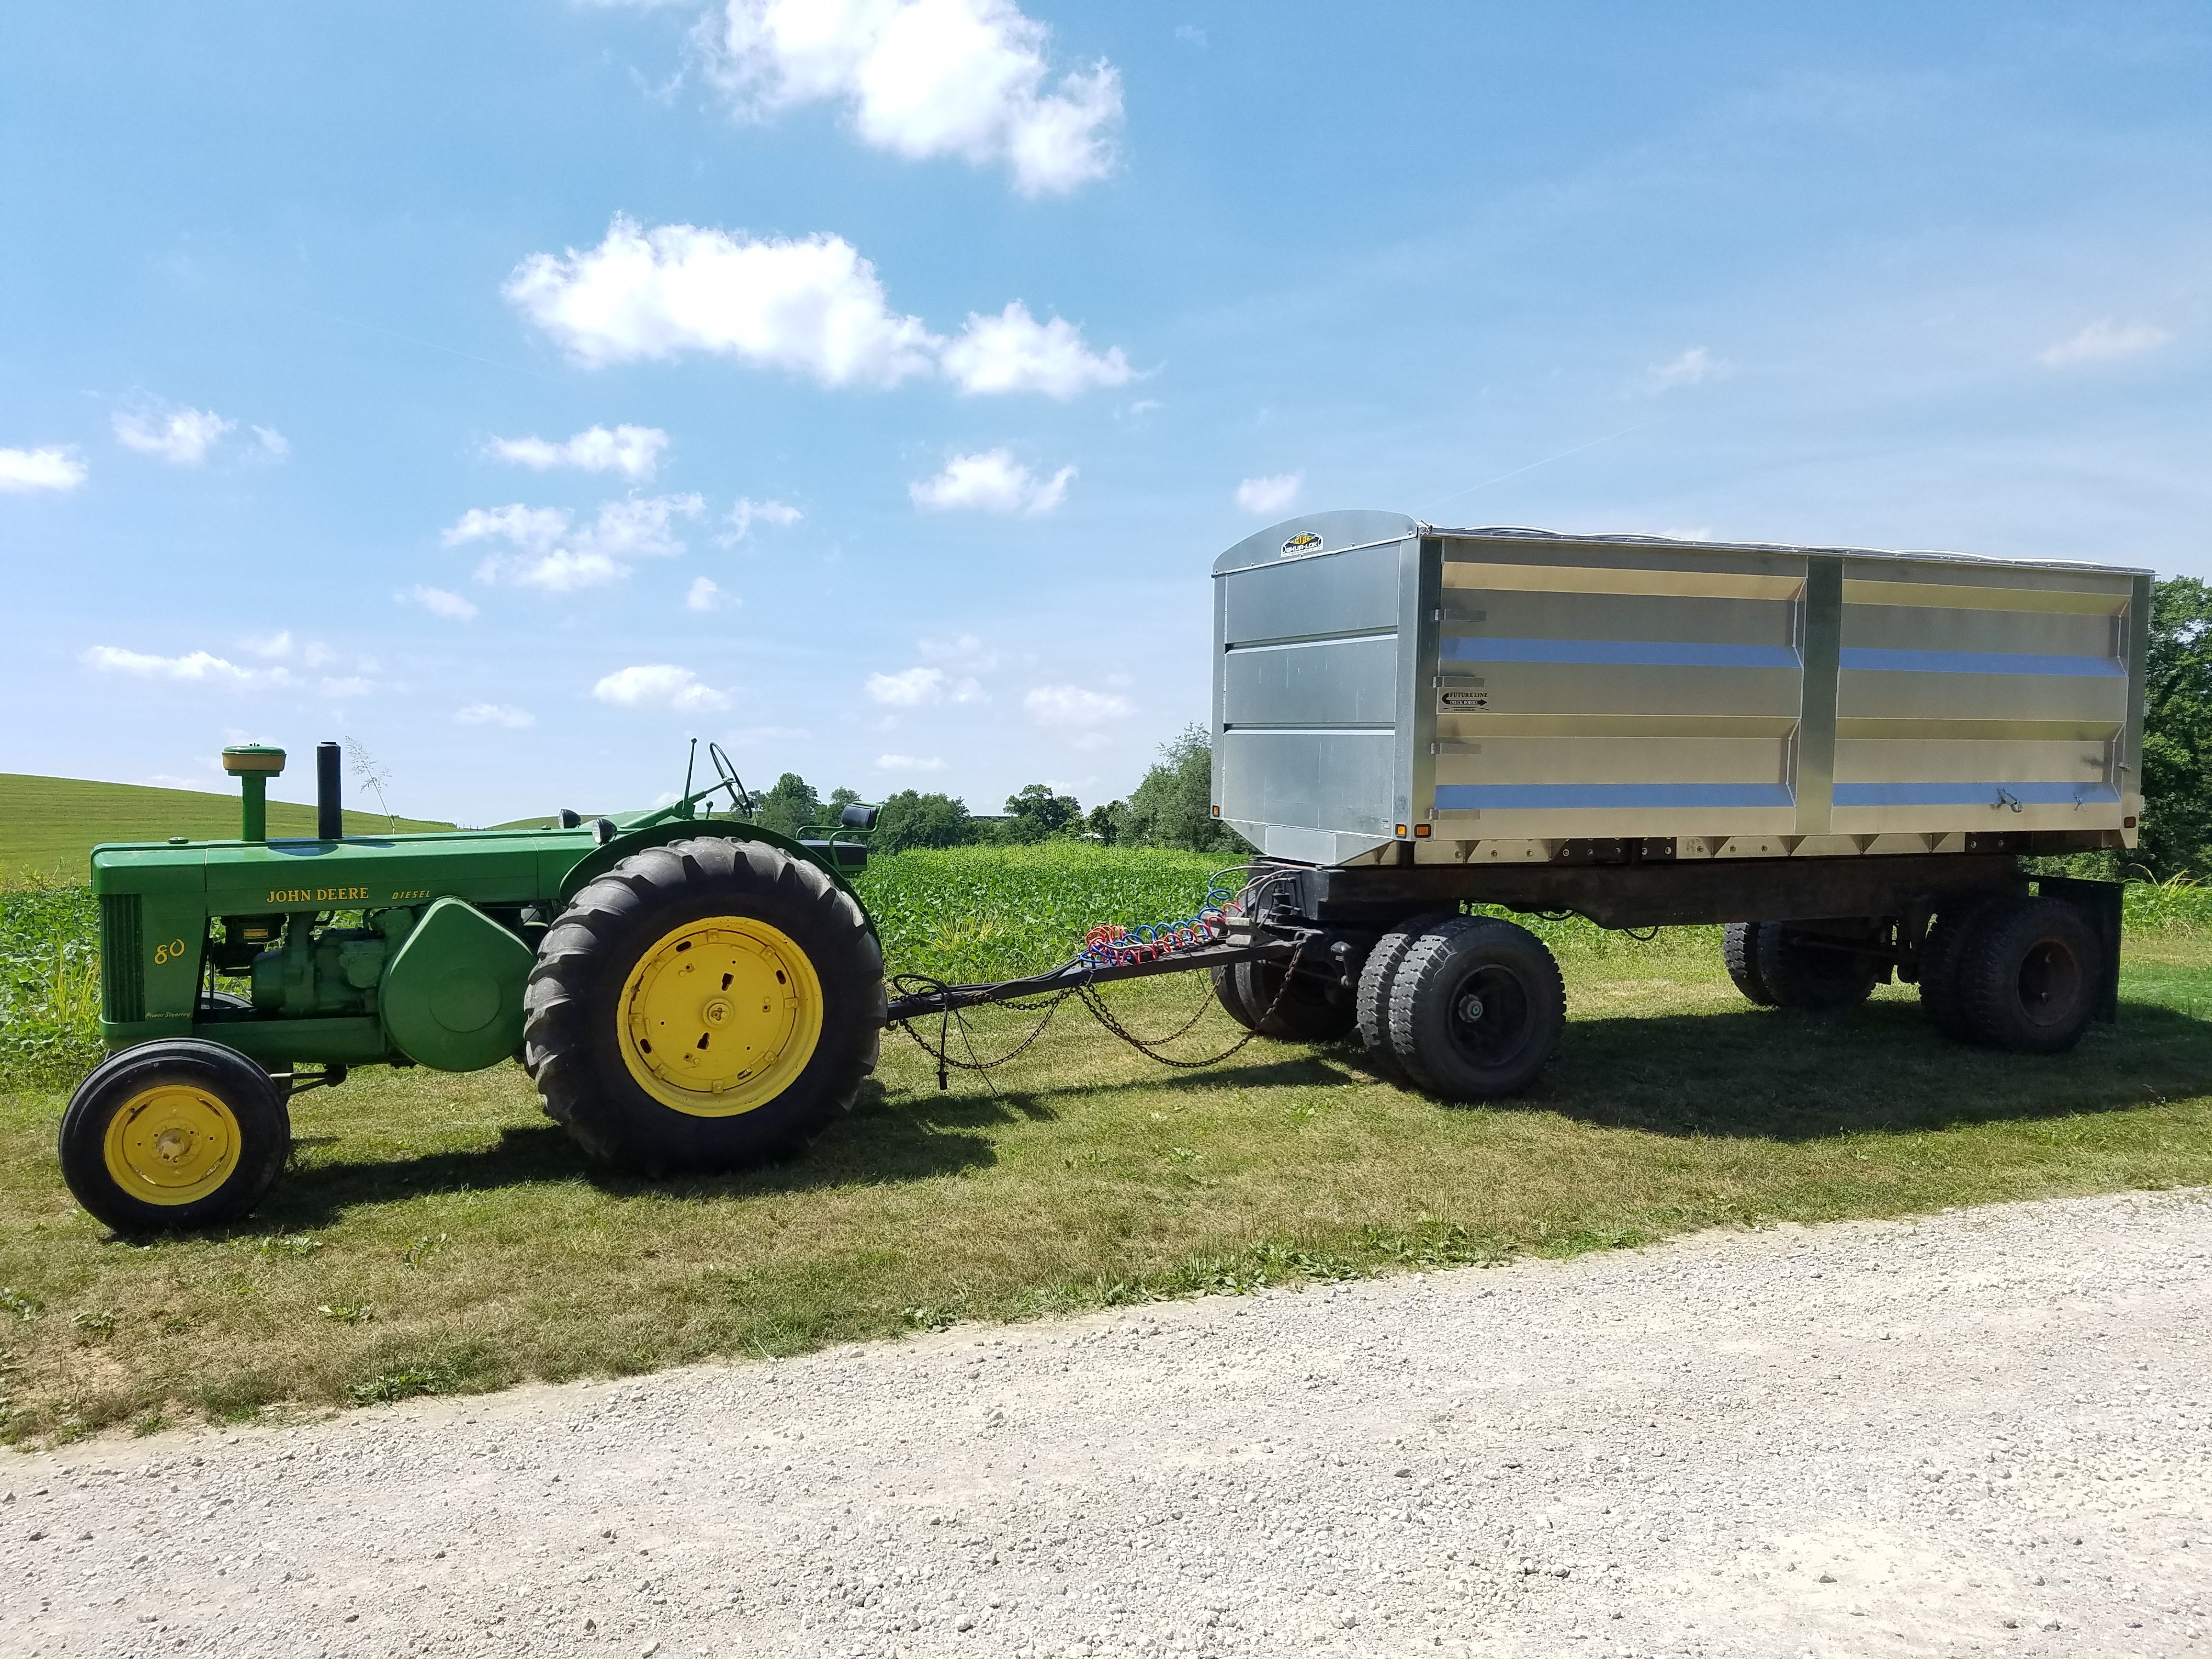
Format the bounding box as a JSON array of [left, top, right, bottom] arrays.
[[2142, 575, 2212, 878], [751, 772, 821, 839], [1001, 783, 1081, 843], [1084, 802, 1124, 843], [872, 790, 980, 854], [1120, 725, 1250, 853]]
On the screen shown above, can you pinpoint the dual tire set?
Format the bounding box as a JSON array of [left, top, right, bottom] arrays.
[[1216, 914, 1569, 1102], [1210, 887, 2109, 1106], [1724, 891, 2106, 1054]]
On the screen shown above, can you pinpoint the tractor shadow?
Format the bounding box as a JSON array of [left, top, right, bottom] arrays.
[[1513, 995, 2212, 1142], [262, 1078, 1007, 1227]]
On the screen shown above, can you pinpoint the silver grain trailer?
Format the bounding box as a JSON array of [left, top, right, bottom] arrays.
[[1209, 512, 2148, 1098]]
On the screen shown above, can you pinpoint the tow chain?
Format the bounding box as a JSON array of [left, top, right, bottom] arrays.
[[891, 941, 1309, 1089]]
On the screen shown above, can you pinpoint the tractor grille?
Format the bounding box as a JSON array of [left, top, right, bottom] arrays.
[[100, 894, 144, 1024]]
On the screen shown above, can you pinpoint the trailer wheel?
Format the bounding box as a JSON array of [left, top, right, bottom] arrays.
[[1230, 957, 1358, 1042], [1721, 923, 1776, 1006], [1749, 923, 1879, 1010], [1954, 895, 2101, 1054], [1209, 965, 1259, 1031], [526, 837, 884, 1173], [1356, 912, 1455, 1086], [58, 1040, 290, 1233], [1917, 895, 2002, 1041], [1385, 916, 1565, 1102]]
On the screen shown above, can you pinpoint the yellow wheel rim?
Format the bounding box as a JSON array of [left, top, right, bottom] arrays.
[[617, 917, 823, 1116], [102, 1084, 242, 1207]]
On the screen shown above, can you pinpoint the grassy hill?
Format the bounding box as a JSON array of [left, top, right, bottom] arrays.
[[0, 774, 454, 880]]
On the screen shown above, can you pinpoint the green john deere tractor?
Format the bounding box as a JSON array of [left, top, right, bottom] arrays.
[[63, 740, 885, 1232]]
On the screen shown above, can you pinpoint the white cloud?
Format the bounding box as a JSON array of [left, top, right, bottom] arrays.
[[1235, 472, 1302, 515], [726, 496, 802, 538], [506, 216, 938, 385], [112, 403, 234, 465], [910, 449, 1074, 515], [940, 302, 1131, 398], [874, 753, 947, 773], [2037, 319, 2172, 367], [505, 217, 1130, 400], [1024, 683, 1132, 726], [919, 631, 997, 671], [252, 426, 290, 460], [82, 646, 288, 689], [1639, 347, 1729, 394], [685, 575, 729, 611], [445, 494, 704, 591], [592, 663, 732, 712], [488, 423, 669, 481], [862, 664, 983, 706], [706, 0, 1122, 197], [455, 703, 535, 728], [0, 445, 88, 493], [241, 630, 294, 659], [407, 585, 479, 622]]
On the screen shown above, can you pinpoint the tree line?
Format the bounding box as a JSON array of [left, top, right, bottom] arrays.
[[740, 724, 1250, 856]]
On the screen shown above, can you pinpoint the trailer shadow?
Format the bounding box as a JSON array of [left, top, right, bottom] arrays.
[[1524, 995, 2212, 1142]]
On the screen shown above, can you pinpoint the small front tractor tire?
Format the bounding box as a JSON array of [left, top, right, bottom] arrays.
[[526, 837, 883, 1173], [1384, 916, 1565, 1101], [59, 1040, 291, 1233]]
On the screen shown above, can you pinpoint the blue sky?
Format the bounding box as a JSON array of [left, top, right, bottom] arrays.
[[3, 2, 2206, 827]]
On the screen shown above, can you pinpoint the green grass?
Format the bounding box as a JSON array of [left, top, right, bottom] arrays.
[[0, 845, 2207, 1445], [0, 772, 453, 882]]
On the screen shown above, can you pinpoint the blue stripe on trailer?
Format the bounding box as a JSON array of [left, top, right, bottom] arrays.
[[1434, 783, 1796, 811], [1832, 781, 2121, 808], [1838, 647, 2124, 678], [1438, 637, 1798, 669]]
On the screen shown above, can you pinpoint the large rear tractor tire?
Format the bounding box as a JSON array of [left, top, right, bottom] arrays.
[[1953, 895, 2101, 1055], [1357, 912, 1455, 1086], [1385, 916, 1565, 1102], [526, 837, 884, 1173], [59, 1040, 290, 1233]]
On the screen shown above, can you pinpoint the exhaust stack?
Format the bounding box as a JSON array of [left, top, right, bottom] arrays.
[[221, 745, 286, 842], [317, 741, 343, 840]]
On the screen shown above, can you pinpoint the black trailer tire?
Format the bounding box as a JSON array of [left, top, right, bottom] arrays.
[[1954, 895, 2101, 1055], [526, 837, 884, 1173], [1750, 923, 1880, 1010], [1357, 912, 1455, 1086], [1385, 916, 1565, 1102], [58, 1040, 290, 1233], [1230, 955, 1358, 1043], [1209, 964, 1259, 1031], [1721, 923, 1775, 1006], [1917, 895, 2003, 1041]]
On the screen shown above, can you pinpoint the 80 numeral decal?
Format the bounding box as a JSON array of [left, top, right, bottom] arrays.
[[152, 937, 189, 966]]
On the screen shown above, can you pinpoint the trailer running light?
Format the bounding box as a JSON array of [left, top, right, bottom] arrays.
[[1210, 805, 1221, 817], [2124, 815, 2137, 828], [1414, 823, 1431, 837], [1395, 824, 1408, 838]]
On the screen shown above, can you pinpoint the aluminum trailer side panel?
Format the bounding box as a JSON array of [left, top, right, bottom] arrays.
[[1211, 515, 2149, 866]]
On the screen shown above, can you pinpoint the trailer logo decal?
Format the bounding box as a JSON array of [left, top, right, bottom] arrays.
[[1280, 532, 1323, 556], [1438, 689, 1489, 709]]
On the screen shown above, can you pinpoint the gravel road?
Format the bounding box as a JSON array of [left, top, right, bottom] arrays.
[[5, 1188, 2209, 1659]]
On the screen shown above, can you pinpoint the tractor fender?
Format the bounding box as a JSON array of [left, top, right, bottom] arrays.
[[555, 820, 876, 936]]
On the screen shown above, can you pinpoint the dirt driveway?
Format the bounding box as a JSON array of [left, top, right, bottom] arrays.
[[5, 1188, 2208, 1658]]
